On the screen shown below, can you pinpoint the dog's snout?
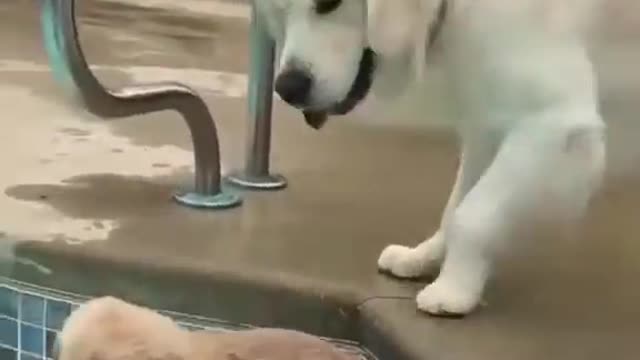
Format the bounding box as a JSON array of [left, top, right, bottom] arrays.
[[275, 70, 312, 106]]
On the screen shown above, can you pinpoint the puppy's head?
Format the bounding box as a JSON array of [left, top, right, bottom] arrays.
[[56, 297, 189, 360], [257, 0, 444, 129]]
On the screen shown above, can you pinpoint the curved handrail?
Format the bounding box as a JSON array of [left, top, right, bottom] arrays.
[[40, 0, 240, 209]]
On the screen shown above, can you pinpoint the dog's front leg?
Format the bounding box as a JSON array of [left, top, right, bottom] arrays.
[[378, 134, 497, 278], [416, 117, 605, 316]]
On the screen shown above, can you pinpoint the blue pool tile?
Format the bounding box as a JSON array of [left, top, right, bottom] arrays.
[[0, 287, 18, 319], [0, 317, 17, 348], [20, 323, 44, 356], [0, 346, 17, 360], [45, 301, 71, 331], [21, 295, 45, 326]]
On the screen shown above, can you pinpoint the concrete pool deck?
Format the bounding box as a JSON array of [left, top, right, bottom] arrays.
[[1, 0, 640, 359]]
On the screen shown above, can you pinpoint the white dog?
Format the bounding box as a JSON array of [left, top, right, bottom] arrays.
[[256, 0, 606, 316]]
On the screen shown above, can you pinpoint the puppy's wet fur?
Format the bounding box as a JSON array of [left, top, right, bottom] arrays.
[[57, 297, 359, 360]]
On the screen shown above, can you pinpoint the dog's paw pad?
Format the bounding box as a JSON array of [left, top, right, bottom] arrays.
[[416, 281, 481, 316], [377, 244, 431, 279]]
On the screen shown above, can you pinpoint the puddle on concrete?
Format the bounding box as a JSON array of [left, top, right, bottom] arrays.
[[1, 159, 438, 287], [6, 173, 183, 221]]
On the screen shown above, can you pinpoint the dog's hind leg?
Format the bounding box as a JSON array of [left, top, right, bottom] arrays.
[[378, 135, 497, 279], [416, 113, 605, 315]]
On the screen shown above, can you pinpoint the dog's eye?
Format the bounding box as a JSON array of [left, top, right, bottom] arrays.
[[315, 0, 342, 15]]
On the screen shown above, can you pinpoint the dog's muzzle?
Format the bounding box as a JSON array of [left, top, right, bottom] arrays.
[[304, 48, 376, 130]]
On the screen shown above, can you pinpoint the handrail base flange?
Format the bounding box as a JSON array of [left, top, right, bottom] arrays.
[[225, 172, 287, 191], [173, 191, 242, 209]]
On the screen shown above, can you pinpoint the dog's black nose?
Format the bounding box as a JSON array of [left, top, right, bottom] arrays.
[[275, 70, 312, 106]]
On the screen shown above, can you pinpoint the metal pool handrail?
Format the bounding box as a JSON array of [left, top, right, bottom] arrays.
[[39, 0, 241, 209], [225, 6, 287, 190]]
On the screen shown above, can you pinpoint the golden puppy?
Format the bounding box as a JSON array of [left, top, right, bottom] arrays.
[[57, 297, 359, 360]]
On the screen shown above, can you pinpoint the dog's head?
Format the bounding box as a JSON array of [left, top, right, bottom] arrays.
[[257, 0, 445, 129]]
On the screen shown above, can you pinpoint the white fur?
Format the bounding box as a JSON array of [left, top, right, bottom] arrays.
[[258, 0, 606, 315]]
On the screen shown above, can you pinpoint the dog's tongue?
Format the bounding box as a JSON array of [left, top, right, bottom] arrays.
[[303, 110, 329, 130]]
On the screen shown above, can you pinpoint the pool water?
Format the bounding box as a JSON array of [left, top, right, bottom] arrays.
[[0, 280, 370, 360]]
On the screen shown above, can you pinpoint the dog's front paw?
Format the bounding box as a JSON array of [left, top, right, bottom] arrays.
[[416, 280, 482, 316], [378, 244, 432, 279]]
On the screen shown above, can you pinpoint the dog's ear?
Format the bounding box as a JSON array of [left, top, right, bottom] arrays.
[[366, 0, 425, 60], [366, 0, 441, 96]]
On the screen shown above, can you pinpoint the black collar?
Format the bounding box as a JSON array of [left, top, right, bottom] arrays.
[[428, 0, 448, 48]]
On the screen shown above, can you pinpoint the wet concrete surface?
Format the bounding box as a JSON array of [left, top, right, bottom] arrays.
[[1, 0, 640, 359]]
